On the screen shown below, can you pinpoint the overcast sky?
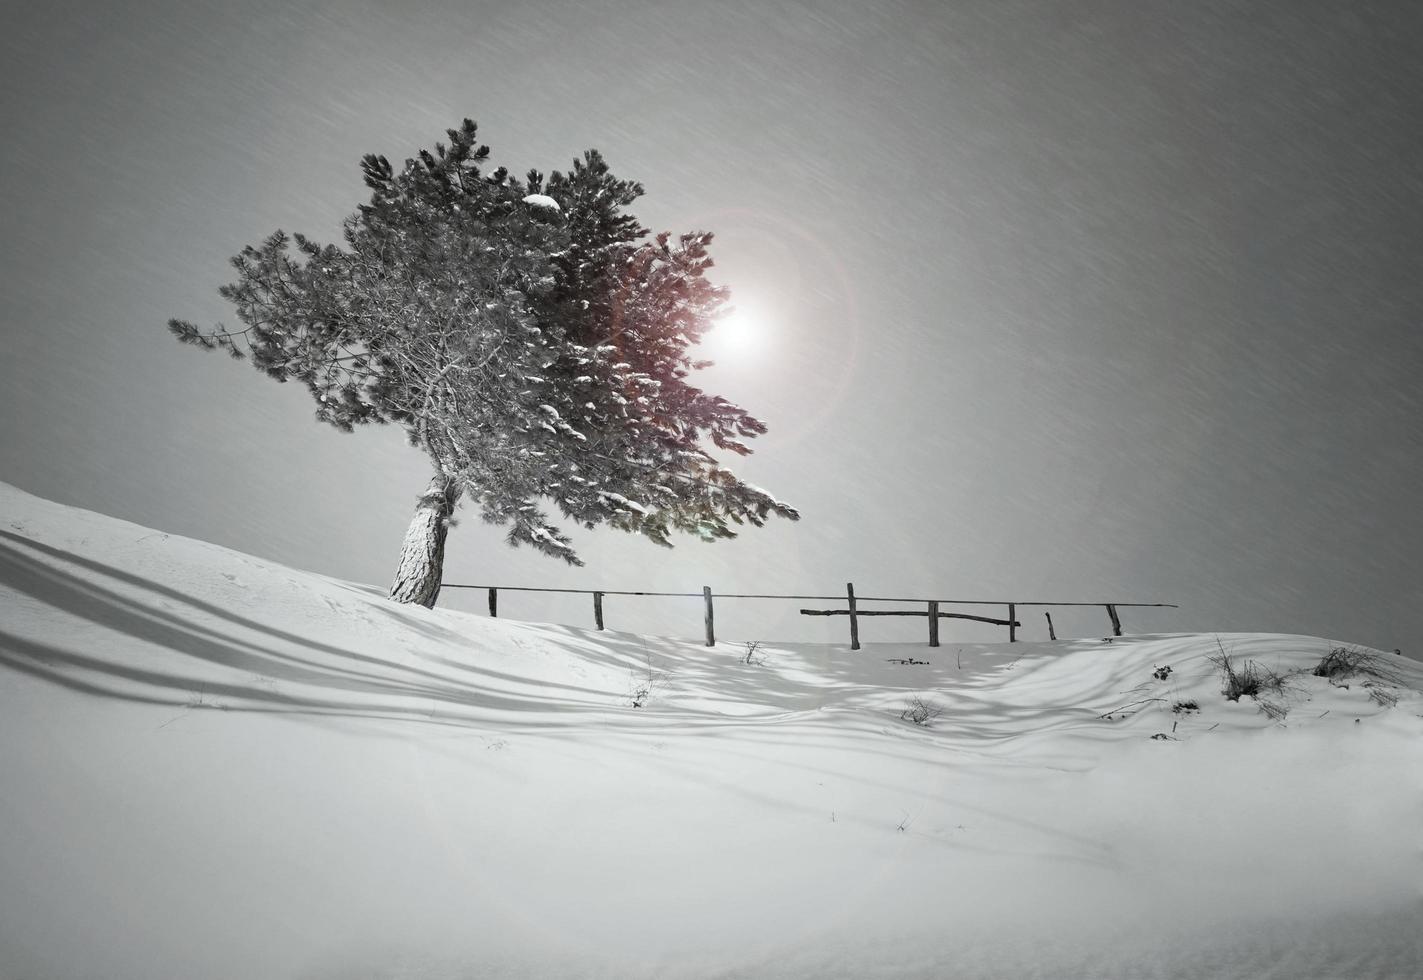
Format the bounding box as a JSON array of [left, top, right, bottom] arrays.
[[3, 0, 1420, 652]]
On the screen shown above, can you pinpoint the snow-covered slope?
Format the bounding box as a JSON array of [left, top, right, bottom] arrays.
[[2, 481, 1420, 980]]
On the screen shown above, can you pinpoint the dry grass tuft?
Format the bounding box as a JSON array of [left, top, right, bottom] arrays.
[[1208, 639, 1293, 720], [1313, 647, 1403, 686]]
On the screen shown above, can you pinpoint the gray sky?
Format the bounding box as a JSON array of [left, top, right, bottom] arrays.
[[3, 0, 1421, 652]]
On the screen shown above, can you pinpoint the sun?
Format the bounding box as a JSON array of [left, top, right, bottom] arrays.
[[710, 305, 765, 355]]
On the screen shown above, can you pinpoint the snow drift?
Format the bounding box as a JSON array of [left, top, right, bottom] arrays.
[[1, 481, 1420, 979]]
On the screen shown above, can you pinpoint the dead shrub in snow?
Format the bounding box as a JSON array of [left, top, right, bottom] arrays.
[[627, 651, 664, 708], [739, 640, 768, 666], [1313, 647, 1403, 687], [900, 696, 942, 727]]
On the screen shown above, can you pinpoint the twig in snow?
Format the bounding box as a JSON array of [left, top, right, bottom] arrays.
[[157, 686, 212, 729], [1098, 697, 1167, 720]]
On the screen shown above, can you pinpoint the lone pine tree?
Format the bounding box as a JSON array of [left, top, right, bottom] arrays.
[[169, 119, 797, 607]]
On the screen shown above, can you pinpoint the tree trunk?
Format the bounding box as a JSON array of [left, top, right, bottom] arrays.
[[388, 474, 460, 608]]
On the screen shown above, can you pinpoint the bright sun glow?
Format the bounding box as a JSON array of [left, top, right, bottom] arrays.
[[711, 306, 766, 354]]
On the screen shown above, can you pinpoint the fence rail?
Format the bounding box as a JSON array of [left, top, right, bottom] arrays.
[[442, 581, 1177, 649]]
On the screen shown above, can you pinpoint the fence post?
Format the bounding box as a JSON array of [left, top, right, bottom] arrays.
[[1008, 603, 1017, 643], [594, 591, 605, 631], [488, 587, 498, 618], [927, 600, 939, 647], [703, 586, 715, 647], [1044, 611, 1056, 641], [847, 583, 860, 650], [1106, 604, 1122, 637]]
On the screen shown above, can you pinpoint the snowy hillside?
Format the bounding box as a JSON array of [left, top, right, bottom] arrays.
[[1, 481, 1420, 980]]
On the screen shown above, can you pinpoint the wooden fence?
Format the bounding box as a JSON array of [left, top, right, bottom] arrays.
[[441, 581, 1177, 649]]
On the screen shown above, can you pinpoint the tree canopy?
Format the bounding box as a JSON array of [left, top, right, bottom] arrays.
[[170, 119, 797, 570]]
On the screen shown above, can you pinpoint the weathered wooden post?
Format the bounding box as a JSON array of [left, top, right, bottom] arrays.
[[1008, 603, 1017, 643], [1106, 604, 1122, 637], [847, 582, 860, 650], [703, 586, 715, 647], [594, 591, 605, 630], [488, 587, 498, 617], [927, 600, 940, 647], [1044, 611, 1056, 641]]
